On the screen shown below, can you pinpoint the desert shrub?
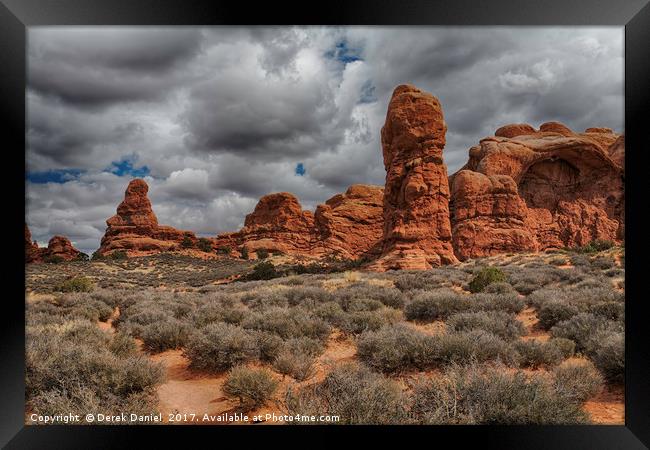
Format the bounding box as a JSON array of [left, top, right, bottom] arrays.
[[469, 267, 506, 293], [357, 324, 437, 373], [548, 337, 576, 359], [110, 250, 128, 260], [471, 292, 525, 314], [411, 363, 588, 424], [272, 337, 323, 381], [181, 236, 194, 249], [247, 261, 279, 281], [548, 257, 568, 266], [56, 294, 114, 322], [91, 251, 106, 261], [404, 289, 471, 322], [75, 252, 90, 262], [241, 290, 288, 310], [589, 302, 625, 322], [255, 331, 284, 362], [44, 255, 65, 264], [483, 282, 517, 295], [223, 366, 278, 411], [576, 239, 615, 253], [550, 313, 618, 352], [589, 331, 624, 383], [344, 298, 384, 312], [240, 247, 249, 259], [256, 248, 270, 259], [197, 238, 213, 253], [55, 276, 94, 293], [335, 285, 405, 310], [312, 302, 348, 328], [514, 340, 563, 368], [241, 307, 330, 340], [553, 359, 603, 403], [538, 301, 580, 330], [506, 267, 564, 295], [591, 256, 616, 270], [26, 329, 164, 407], [341, 308, 402, 335], [570, 254, 591, 267], [285, 362, 408, 424], [109, 332, 138, 357], [140, 319, 190, 353], [446, 311, 525, 341], [286, 286, 332, 307], [435, 331, 520, 366], [184, 323, 258, 372]]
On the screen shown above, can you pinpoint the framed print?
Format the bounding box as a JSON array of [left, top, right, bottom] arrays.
[[2, 0, 649, 448]]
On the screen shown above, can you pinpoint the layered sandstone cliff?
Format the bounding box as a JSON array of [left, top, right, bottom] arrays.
[[450, 122, 624, 260]]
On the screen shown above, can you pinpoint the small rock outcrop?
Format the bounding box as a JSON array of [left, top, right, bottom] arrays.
[[450, 123, 624, 259], [370, 84, 457, 270], [25, 224, 82, 263], [99, 179, 196, 256]]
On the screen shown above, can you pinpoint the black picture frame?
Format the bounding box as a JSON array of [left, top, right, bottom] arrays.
[[2, 1, 649, 448]]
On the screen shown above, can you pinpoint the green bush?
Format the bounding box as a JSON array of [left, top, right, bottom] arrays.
[[285, 362, 408, 424], [223, 366, 278, 411], [55, 276, 94, 293], [256, 248, 270, 259], [110, 250, 128, 260], [184, 323, 258, 372], [247, 261, 279, 281], [240, 247, 249, 259], [576, 239, 615, 253], [404, 289, 471, 322], [75, 252, 90, 262], [553, 359, 603, 403], [216, 245, 232, 255], [181, 236, 194, 249], [197, 238, 213, 253], [538, 301, 580, 330], [91, 251, 106, 261], [446, 311, 525, 341], [469, 267, 507, 293], [44, 255, 65, 264]]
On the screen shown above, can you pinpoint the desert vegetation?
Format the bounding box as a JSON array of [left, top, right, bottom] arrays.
[[25, 245, 624, 424]]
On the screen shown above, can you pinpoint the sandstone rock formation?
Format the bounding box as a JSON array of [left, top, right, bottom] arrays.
[[99, 179, 196, 256], [25, 224, 82, 263], [450, 123, 624, 260], [213, 185, 384, 259], [314, 185, 384, 259], [370, 84, 457, 270], [25, 224, 41, 263], [213, 192, 317, 256]]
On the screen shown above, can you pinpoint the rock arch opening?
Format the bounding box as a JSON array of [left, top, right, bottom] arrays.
[[518, 158, 581, 211]]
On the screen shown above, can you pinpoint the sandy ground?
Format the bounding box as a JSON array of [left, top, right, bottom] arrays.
[[517, 307, 551, 342], [583, 384, 625, 424]]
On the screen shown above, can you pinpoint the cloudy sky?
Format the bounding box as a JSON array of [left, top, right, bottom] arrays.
[[26, 26, 624, 254]]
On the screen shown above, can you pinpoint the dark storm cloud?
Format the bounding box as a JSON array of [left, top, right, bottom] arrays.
[[28, 28, 203, 107], [25, 27, 623, 254]]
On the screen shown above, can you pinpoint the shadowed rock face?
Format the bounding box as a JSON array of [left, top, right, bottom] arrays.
[[25, 224, 81, 263], [450, 123, 624, 260], [99, 179, 196, 256], [370, 84, 457, 270]]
